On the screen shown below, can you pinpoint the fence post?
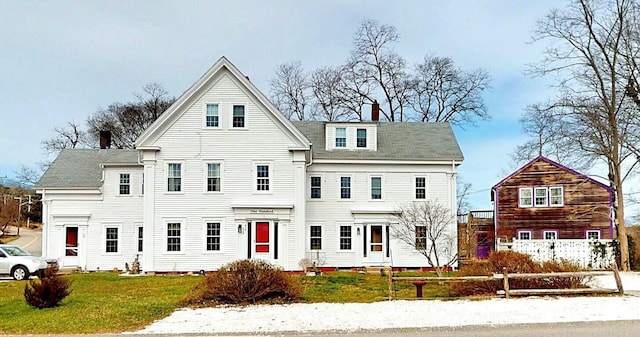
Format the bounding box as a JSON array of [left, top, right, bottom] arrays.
[[502, 267, 510, 299], [388, 269, 393, 300], [612, 262, 624, 295]]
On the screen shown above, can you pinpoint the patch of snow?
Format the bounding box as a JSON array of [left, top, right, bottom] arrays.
[[134, 272, 640, 335]]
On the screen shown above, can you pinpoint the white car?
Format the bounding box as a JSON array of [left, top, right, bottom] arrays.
[[0, 244, 52, 280]]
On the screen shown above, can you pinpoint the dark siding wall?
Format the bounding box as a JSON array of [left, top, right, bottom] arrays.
[[496, 160, 612, 242]]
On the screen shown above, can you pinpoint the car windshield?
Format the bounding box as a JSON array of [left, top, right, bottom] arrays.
[[1, 246, 31, 257]]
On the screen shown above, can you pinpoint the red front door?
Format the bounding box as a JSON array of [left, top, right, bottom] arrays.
[[255, 222, 270, 253], [66, 227, 78, 256]]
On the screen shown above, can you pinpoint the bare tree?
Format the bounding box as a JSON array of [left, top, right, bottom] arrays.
[[456, 178, 472, 215], [411, 55, 491, 126], [269, 61, 311, 121], [14, 165, 41, 187], [393, 201, 457, 276], [522, 0, 640, 270], [41, 121, 89, 155], [87, 83, 175, 148], [0, 198, 19, 235]]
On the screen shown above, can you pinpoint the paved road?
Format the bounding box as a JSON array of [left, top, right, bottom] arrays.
[[2, 320, 639, 337], [2, 225, 42, 256]]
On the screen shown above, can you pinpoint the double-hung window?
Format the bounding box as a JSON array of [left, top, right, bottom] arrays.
[[517, 230, 532, 240], [206, 104, 219, 127], [371, 177, 382, 200], [415, 177, 426, 199], [356, 129, 367, 148], [340, 177, 351, 199], [519, 188, 532, 207], [310, 176, 321, 199], [534, 187, 548, 207], [207, 163, 221, 192], [167, 223, 181, 252], [167, 163, 182, 192], [543, 230, 558, 240], [119, 173, 130, 195], [586, 230, 600, 240], [339, 225, 352, 250], [206, 222, 221, 251], [256, 165, 270, 191], [310, 225, 322, 250], [335, 127, 346, 148], [233, 105, 245, 128], [549, 187, 563, 206], [415, 226, 427, 249], [137, 226, 143, 252], [105, 227, 118, 253]]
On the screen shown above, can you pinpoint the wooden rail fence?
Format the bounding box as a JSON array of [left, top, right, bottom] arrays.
[[389, 263, 624, 300]]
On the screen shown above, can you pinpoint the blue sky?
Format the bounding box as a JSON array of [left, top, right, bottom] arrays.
[[0, 0, 560, 210]]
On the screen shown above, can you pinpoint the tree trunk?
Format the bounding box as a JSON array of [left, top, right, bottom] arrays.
[[613, 167, 630, 271]]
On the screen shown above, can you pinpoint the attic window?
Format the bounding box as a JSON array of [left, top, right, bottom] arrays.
[[233, 105, 245, 128], [335, 128, 346, 148], [206, 104, 219, 127], [357, 129, 367, 147]]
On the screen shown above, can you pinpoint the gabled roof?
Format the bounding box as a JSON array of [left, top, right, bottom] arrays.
[[36, 149, 139, 189], [135, 56, 310, 149], [292, 121, 463, 161], [492, 155, 613, 192]]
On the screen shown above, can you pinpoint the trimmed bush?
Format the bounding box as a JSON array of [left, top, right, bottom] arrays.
[[453, 251, 589, 296], [24, 265, 72, 309], [184, 259, 301, 306]]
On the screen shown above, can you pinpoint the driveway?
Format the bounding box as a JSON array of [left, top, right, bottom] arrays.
[[2, 225, 42, 256]]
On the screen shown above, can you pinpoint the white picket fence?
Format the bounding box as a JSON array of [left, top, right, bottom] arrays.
[[507, 239, 615, 269]]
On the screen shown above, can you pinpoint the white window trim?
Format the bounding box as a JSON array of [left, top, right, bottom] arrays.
[[335, 127, 347, 148], [517, 230, 532, 240], [518, 187, 533, 207], [369, 175, 384, 201], [543, 230, 558, 240], [164, 219, 185, 254], [165, 161, 185, 194], [102, 223, 122, 255], [140, 172, 145, 196], [338, 175, 353, 201], [356, 128, 367, 148], [309, 174, 323, 201], [229, 103, 248, 130], [253, 162, 273, 194], [117, 173, 131, 197], [534, 187, 549, 207], [203, 161, 224, 194], [308, 223, 323, 251], [135, 223, 144, 253], [586, 230, 601, 240], [549, 186, 564, 207], [337, 223, 354, 251], [203, 102, 221, 129], [202, 219, 224, 254], [414, 175, 428, 200]]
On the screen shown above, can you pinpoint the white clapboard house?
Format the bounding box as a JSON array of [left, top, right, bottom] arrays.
[[35, 57, 463, 272]]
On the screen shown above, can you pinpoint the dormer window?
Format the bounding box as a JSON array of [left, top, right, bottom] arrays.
[[336, 128, 346, 147], [357, 129, 367, 148]]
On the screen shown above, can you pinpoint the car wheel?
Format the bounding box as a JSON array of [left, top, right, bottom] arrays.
[[12, 266, 28, 281]]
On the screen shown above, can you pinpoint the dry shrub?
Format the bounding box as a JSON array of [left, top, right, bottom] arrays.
[[453, 251, 588, 296], [184, 259, 301, 306], [24, 265, 72, 309]]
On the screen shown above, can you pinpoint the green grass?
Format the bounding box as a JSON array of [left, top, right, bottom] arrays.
[[0, 270, 454, 334]]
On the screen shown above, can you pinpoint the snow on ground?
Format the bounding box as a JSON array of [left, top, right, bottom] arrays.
[[135, 272, 640, 335]]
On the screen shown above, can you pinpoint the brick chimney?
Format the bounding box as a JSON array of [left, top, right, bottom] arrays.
[[99, 130, 111, 149], [371, 100, 379, 121]]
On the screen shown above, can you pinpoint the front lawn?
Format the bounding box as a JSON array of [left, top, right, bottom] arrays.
[[0, 271, 451, 334]]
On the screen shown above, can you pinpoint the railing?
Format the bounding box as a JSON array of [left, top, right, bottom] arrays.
[[511, 239, 615, 269]]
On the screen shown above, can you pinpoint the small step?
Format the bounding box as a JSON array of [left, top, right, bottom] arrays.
[[364, 266, 392, 275]]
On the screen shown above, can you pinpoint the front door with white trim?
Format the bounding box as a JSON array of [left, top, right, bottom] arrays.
[[252, 221, 275, 262], [63, 226, 79, 267], [368, 225, 385, 264]]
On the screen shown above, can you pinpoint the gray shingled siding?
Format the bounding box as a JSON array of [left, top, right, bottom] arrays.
[[36, 149, 139, 188], [291, 121, 463, 161]]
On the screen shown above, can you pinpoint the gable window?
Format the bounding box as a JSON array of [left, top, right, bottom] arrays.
[[206, 104, 219, 127], [206, 222, 221, 251], [310, 176, 321, 199], [549, 187, 564, 206], [534, 187, 548, 207], [335, 127, 346, 148], [356, 129, 367, 148], [519, 188, 532, 207], [256, 165, 270, 191], [207, 163, 221, 192], [586, 230, 601, 240], [310, 225, 322, 250], [517, 230, 532, 240], [167, 163, 182, 192], [415, 177, 426, 199], [137, 226, 143, 252], [167, 222, 181, 252], [340, 177, 351, 199], [339, 225, 352, 250], [371, 177, 382, 200], [415, 225, 427, 249], [233, 105, 245, 128], [105, 227, 118, 253], [119, 173, 130, 195], [543, 230, 558, 240]]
